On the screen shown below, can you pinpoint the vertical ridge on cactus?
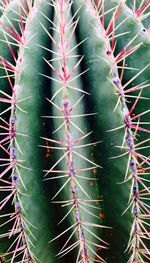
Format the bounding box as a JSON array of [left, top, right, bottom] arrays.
[[42, 1, 108, 262], [0, 0, 150, 262]]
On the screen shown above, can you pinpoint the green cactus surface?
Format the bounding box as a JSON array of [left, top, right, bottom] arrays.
[[0, 0, 150, 263]]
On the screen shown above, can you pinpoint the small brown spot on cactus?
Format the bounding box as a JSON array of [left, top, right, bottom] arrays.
[[99, 213, 105, 219], [45, 140, 52, 158], [139, 167, 146, 174], [93, 168, 97, 175], [89, 181, 93, 187]]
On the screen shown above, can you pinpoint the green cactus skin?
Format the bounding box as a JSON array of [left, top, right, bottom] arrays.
[[0, 0, 150, 262]]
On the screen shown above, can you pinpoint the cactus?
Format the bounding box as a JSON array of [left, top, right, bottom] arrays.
[[0, 0, 149, 262]]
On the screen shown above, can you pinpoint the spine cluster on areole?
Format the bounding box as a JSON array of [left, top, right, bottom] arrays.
[[89, 0, 150, 262], [0, 1, 35, 261]]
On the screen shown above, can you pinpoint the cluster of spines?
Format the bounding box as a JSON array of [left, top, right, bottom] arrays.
[[127, 0, 150, 21], [0, 1, 35, 262], [40, 0, 108, 262], [0, 1, 11, 12], [115, 2, 150, 262], [90, 0, 150, 262]]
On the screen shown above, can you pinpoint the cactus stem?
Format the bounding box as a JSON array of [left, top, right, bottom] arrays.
[[0, 0, 149, 261]]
